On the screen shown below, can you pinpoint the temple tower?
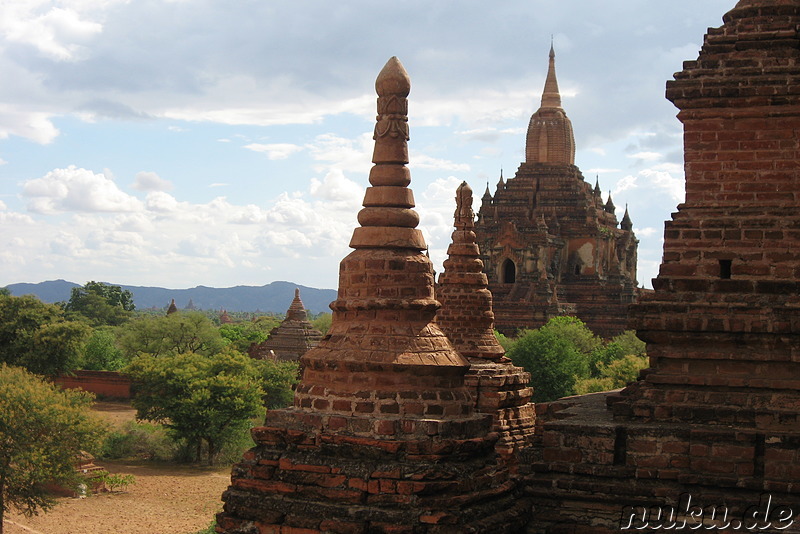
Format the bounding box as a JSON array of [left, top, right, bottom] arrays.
[[218, 57, 528, 533], [617, 0, 800, 431], [436, 181, 537, 457], [523, 3, 800, 530], [475, 47, 639, 338], [248, 288, 323, 361]]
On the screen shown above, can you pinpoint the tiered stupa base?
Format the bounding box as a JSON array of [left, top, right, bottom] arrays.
[[218, 409, 530, 533]]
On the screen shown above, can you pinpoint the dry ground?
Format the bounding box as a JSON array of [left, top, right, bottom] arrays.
[[4, 401, 233, 534]]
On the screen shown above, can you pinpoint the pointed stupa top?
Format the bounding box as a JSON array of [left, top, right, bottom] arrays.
[[496, 169, 505, 191], [437, 181, 505, 361], [525, 46, 576, 165], [594, 175, 602, 197], [541, 43, 562, 109], [621, 204, 633, 231], [166, 298, 178, 315], [286, 288, 308, 321], [295, 57, 476, 430], [605, 191, 616, 214], [482, 181, 492, 202], [350, 57, 425, 251]]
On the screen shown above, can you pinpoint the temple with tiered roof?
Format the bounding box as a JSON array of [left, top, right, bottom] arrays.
[[475, 46, 639, 338]]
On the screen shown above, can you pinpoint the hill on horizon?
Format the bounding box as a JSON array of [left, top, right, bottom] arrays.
[[5, 279, 337, 315]]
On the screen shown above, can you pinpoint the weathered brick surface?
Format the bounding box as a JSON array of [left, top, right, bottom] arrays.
[[249, 289, 323, 362], [475, 48, 639, 339], [620, 0, 800, 430], [525, 2, 800, 531], [218, 58, 527, 533], [436, 182, 537, 459]]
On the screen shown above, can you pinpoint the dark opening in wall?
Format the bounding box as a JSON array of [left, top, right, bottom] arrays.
[[574, 264, 581, 275], [719, 259, 732, 279], [502, 259, 516, 284]]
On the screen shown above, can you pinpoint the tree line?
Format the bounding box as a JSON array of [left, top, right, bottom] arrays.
[[0, 281, 312, 532]]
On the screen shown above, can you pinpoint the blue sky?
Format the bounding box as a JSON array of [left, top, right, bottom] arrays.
[[0, 0, 735, 291]]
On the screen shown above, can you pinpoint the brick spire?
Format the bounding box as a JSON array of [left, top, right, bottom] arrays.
[[219, 58, 528, 533], [540, 43, 562, 109], [295, 56, 478, 429], [525, 46, 576, 165], [438, 182, 536, 456], [286, 287, 308, 321], [437, 181, 505, 361]]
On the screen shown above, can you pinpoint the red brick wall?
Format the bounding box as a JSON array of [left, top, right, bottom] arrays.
[[54, 370, 132, 399]]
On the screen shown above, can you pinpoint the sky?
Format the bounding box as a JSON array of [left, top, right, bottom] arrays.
[[0, 0, 736, 292]]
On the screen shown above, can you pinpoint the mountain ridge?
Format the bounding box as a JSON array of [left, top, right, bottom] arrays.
[[5, 279, 337, 315]]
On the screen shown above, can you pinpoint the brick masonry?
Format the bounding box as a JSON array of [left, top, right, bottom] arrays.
[[475, 48, 639, 339], [217, 57, 529, 534], [249, 288, 324, 362], [526, 1, 800, 531]]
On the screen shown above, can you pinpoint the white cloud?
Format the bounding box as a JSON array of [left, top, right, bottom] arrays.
[[309, 170, 363, 206], [244, 143, 304, 160], [643, 167, 685, 203], [307, 132, 373, 174], [132, 171, 173, 192], [22, 166, 143, 214], [410, 154, 471, 173], [144, 191, 182, 213], [628, 151, 663, 161], [0, 4, 103, 61], [0, 106, 60, 144], [635, 227, 659, 237]]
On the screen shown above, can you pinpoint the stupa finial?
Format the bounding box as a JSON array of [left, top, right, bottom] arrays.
[[350, 56, 425, 251]]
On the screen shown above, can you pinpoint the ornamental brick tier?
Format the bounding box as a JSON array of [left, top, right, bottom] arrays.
[[217, 57, 528, 534], [525, 1, 800, 530], [475, 46, 639, 339], [248, 288, 323, 362], [436, 181, 536, 459]]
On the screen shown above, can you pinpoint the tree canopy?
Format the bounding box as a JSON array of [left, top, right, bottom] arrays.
[[0, 364, 106, 533], [0, 294, 90, 376], [117, 311, 225, 360], [125, 350, 266, 464], [63, 281, 135, 326], [506, 317, 647, 402]]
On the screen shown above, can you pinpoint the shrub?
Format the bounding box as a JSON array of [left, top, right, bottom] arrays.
[[99, 421, 177, 461]]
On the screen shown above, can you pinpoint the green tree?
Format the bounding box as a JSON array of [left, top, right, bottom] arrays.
[[125, 350, 264, 464], [311, 313, 332, 335], [0, 288, 9, 297], [0, 294, 90, 376], [0, 364, 106, 533], [64, 281, 135, 327], [508, 319, 592, 402], [219, 316, 278, 353], [254, 359, 299, 409], [588, 330, 647, 377], [117, 311, 225, 360], [575, 354, 649, 395], [80, 328, 126, 371]]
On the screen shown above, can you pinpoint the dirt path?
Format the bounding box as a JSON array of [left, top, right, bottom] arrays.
[[5, 460, 231, 534], [5, 401, 234, 534]]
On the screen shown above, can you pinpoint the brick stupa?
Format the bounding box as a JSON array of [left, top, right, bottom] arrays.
[[217, 57, 528, 533], [436, 181, 536, 458], [248, 288, 323, 361], [525, 1, 800, 530]]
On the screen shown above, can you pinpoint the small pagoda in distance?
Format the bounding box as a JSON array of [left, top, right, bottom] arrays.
[[248, 288, 323, 361]]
